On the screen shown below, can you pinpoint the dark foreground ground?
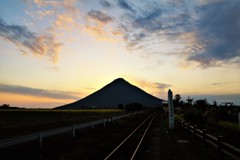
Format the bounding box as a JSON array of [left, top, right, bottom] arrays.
[[0, 111, 219, 160], [147, 113, 217, 160]]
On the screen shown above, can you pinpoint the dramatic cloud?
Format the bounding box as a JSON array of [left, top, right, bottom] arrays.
[[116, 1, 193, 56], [188, 0, 240, 67], [103, 0, 239, 68], [0, 18, 62, 62], [0, 84, 79, 100], [13, 0, 240, 67], [87, 10, 113, 24]]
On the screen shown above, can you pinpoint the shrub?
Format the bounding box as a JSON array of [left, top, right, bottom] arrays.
[[218, 121, 240, 131], [125, 103, 143, 112], [183, 112, 205, 125]]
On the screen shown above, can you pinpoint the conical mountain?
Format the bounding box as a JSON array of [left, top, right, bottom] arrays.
[[56, 78, 164, 109]]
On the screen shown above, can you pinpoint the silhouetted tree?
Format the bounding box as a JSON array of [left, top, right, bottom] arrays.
[[187, 97, 193, 106], [186, 97, 194, 112], [174, 94, 182, 107], [194, 99, 209, 112], [118, 104, 124, 109], [0, 104, 10, 109], [0, 104, 24, 109], [212, 100, 217, 108], [125, 103, 143, 111]]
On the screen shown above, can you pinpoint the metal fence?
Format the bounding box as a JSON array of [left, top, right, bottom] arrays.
[[177, 119, 240, 160], [0, 111, 143, 149]]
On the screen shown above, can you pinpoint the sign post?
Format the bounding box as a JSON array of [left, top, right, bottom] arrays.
[[168, 89, 174, 129], [238, 112, 240, 125]]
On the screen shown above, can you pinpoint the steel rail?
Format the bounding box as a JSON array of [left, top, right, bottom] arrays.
[[104, 113, 154, 160], [130, 114, 155, 160]]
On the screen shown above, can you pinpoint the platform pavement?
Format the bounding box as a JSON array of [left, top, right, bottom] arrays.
[[147, 113, 217, 160]]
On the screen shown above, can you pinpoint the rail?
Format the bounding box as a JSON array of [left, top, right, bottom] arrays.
[[0, 111, 143, 149], [104, 113, 155, 160], [177, 119, 240, 160]]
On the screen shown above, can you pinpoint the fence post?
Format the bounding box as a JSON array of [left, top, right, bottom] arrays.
[[39, 133, 43, 148], [202, 129, 208, 149], [193, 125, 198, 140], [184, 122, 187, 129], [163, 111, 166, 128], [72, 125, 75, 138], [217, 136, 225, 160], [91, 123, 94, 130], [103, 120, 106, 127], [186, 122, 190, 134], [181, 120, 184, 127], [39, 133, 43, 160], [108, 117, 113, 127]]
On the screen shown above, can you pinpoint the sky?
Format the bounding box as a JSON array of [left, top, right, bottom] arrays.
[[0, 0, 239, 108]]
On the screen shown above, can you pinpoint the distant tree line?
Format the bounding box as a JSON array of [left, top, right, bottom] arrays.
[[0, 104, 25, 109], [173, 94, 239, 112], [172, 94, 240, 125], [118, 103, 143, 111]]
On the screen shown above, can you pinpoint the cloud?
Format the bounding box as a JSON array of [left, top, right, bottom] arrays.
[[84, 24, 117, 42], [85, 24, 103, 36], [118, 0, 135, 13], [132, 8, 163, 32], [84, 10, 117, 41], [211, 82, 234, 86], [135, 79, 171, 99], [0, 18, 62, 63], [155, 83, 172, 90], [37, 10, 54, 17], [126, 76, 171, 99], [21, 0, 240, 68], [55, 14, 81, 31], [0, 84, 80, 100], [117, 1, 193, 56], [188, 0, 240, 67], [100, 0, 112, 8], [33, 0, 61, 7], [87, 10, 113, 24], [105, 0, 239, 68]]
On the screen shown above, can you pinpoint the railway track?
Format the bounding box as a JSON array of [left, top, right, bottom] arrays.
[[104, 113, 156, 160]]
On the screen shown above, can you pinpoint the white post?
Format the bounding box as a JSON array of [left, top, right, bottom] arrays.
[[72, 125, 75, 138], [168, 89, 174, 129], [39, 133, 43, 148], [238, 112, 240, 125]]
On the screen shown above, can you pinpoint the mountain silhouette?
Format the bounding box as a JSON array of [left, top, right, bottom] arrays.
[[56, 78, 164, 109]]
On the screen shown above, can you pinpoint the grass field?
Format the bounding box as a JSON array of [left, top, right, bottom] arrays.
[[0, 109, 124, 140]]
